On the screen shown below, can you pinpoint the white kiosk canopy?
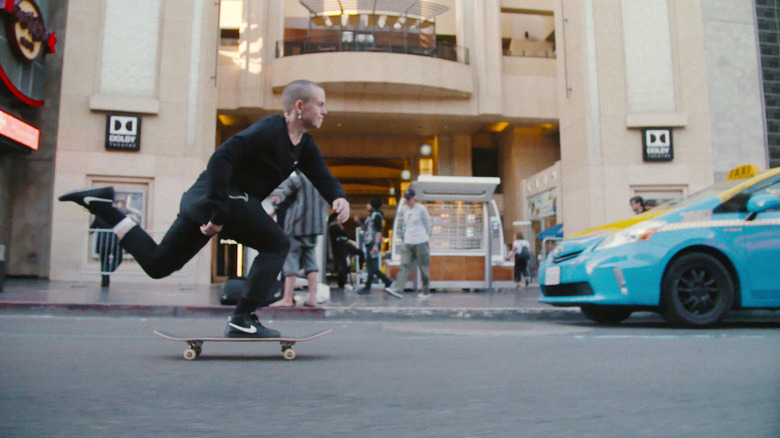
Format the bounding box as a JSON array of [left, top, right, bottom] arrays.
[[411, 176, 500, 202]]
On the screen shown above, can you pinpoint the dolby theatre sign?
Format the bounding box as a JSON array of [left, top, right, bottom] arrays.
[[0, 0, 56, 106]]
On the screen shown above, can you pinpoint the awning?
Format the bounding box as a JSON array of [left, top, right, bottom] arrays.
[[410, 175, 500, 202], [537, 223, 563, 240]]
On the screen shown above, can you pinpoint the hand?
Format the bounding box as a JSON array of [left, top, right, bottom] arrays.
[[200, 221, 223, 236], [332, 198, 350, 223]]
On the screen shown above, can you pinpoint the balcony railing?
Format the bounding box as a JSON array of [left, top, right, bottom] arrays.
[[503, 49, 556, 59], [276, 35, 469, 65]]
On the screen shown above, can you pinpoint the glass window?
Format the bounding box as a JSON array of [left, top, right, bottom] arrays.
[[500, 8, 555, 58], [714, 176, 780, 213]]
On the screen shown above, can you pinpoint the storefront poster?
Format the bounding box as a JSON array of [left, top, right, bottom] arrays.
[[527, 188, 557, 220]]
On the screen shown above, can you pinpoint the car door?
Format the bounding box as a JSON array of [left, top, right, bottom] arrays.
[[733, 178, 780, 307]]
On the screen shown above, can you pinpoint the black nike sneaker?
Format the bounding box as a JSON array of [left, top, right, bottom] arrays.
[[224, 313, 281, 338], [58, 186, 115, 209]]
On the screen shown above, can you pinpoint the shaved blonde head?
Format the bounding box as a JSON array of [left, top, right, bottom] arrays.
[[281, 80, 322, 113]]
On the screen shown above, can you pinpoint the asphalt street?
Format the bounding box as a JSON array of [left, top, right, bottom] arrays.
[[1, 315, 777, 437]]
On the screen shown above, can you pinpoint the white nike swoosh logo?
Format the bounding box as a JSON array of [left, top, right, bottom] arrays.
[[228, 322, 257, 334], [228, 193, 249, 202], [83, 196, 113, 205]]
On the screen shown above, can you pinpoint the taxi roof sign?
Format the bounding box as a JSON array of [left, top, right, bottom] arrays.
[[727, 164, 761, 180]]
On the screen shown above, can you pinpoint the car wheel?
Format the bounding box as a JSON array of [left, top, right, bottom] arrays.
[[661, 253, 734, 328], [580, 305, 633, 325]]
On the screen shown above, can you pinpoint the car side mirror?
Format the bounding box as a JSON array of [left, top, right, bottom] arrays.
[[746, 193, 780, 220]]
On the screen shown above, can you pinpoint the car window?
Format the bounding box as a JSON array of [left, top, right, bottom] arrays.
[[653, 179, 741, 211], [754, 180, 780, 211], [714, 176, 780, 214]]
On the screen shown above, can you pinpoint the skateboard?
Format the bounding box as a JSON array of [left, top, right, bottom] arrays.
[[154, 329, 332, 361]]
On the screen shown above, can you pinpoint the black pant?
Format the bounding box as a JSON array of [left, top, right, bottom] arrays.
[[364, 245, 391, 288], [333, 245, 364, 288], [118, 195, 289, 307], [514, 255, 528, 282]]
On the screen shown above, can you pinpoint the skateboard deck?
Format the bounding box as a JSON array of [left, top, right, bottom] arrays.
[[154, 329, 332, 361]]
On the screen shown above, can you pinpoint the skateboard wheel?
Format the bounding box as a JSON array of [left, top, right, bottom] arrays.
[[183, 348, 198, 361], [282, 348, 296, 361]]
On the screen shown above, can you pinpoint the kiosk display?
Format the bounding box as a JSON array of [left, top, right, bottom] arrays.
[[387, 176, 514, 290], [394, 201, 485, 253]]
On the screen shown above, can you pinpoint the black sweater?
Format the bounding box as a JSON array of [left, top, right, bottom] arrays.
[[180, 115, 346, 226]]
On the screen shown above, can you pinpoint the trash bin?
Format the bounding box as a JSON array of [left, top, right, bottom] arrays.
[[0, 244, 5, 292]]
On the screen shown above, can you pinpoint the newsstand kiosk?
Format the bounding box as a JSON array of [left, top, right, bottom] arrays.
[[385, 176, 514, 291]]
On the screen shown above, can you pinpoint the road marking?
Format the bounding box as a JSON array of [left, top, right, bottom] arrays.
[[574, 334, 771, 339], [0, 333, 149, 340]]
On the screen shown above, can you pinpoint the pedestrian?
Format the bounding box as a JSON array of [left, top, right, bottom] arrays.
[[269, 171, 328, 308], [511, 232, 531, 287], [328, 212, 363, 290], [385, 189, 431, 299], [630, 195, 646, 214], [359, 197, 396, 296], [59, 79, 349, 338]]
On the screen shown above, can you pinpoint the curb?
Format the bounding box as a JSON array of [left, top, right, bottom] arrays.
[[1, 300, 777, 323], [0, 301, 577, 321], [321, 306, 585, 321]]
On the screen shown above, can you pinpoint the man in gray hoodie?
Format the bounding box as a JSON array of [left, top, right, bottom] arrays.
[[385, 189, 432, 299]]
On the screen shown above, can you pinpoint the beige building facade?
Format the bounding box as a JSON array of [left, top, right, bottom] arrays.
[[45, 0, 769, 284]]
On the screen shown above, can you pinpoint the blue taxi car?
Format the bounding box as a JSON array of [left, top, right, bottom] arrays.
[[539, 166, 780, 327]]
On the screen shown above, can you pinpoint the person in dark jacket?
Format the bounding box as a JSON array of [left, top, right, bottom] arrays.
[[360, 198, 397, 297], [630, 196, 646, 214], [59, 80, 350, 338], [328, 212, 364, 289]]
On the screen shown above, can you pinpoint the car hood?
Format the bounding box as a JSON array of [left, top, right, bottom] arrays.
[[571, 208, 672, 238], [549, 234, 606, 261]]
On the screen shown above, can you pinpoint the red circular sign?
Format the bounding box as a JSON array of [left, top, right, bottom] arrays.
[[0, 0, 56, 106]]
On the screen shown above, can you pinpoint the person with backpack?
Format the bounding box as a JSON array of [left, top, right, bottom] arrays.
[[511, 232, 531, 287], [359, 198, 396, 296]]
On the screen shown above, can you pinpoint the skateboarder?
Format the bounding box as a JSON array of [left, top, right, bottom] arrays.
[[59, 80, 349, 338]]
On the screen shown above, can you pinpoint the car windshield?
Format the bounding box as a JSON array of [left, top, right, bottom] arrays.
[[651, 179, 743, 211]]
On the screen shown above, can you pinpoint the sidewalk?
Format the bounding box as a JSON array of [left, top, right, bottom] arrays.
[[0, 277, 776, 323], [0, 277, 582, 321]]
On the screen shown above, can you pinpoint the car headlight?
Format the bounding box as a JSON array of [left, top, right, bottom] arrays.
[[593, 220, 665, 251], [549, 243, 562, 259]]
